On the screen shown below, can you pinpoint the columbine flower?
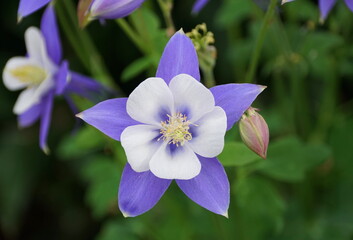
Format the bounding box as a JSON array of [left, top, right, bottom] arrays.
[[3, 5, 103, 153], [78, 0, 145, 27], [282, 0, 353, 21], [77, 30, 265, 217], [192, 0, 210, 14], [18, 0, 52, 20]]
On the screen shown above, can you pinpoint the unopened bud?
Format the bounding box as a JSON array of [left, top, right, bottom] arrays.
[[239, 107, 269, 159]]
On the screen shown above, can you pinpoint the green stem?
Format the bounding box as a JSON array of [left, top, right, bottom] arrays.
[[157, 0, 175, 36], [115, 18, 148, 54], [56, 2, 91, 70], [245, 0, 278, 83], [201, 67, 216, 88], [57, 0, 118, 90]]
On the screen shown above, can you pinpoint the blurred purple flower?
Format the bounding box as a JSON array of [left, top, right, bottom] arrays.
[[3, 5, 103, 153], [282, 0, 353, 21], [192, 0, 210, 14], [78, 0, 146, 27], [18, 0, 52, 20], [77, 30, 265, 217], [319, 0, 353, 21]]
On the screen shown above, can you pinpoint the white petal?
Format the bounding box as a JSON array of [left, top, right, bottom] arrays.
[[149, 142, 201, 180], [188, 106, 227, 158], [169, 74, 215, 122], [2, 57, 34, 90], [25, 27, 55, 72], [127, 77, 174, 126], [13, 74, 54, 115], [13, 87, 40, 114], [121, 124, 161, 172], [33, 74, 55, 101]]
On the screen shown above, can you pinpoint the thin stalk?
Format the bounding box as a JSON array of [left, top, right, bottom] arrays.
[[245, 0, 278, 83], [157, 0, 175, 36], [115, 18, 148, 54], [56, 2, 91, 70], [61, 0, 118, 90], [310, 69, 338, 142], [201, 67, 216, 88]]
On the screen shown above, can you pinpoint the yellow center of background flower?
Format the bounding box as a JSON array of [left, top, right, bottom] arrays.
[[10, 65, 47, 85]]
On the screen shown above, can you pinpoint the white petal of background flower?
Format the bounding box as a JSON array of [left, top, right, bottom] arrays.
[[127, 77, 174, 126], [2, 57, 34, 90], [121, 124, 161, 172], [169, 74, 215, 122], [188, 106, 227, 158], [149, 142, 201, 180], [25, 27, 56, 72], [13, 87, 40, 114]]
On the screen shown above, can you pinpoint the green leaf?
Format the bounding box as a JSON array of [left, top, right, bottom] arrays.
[[121, 57, 152, 82], [256, 137, 331, 182], [58, 126, 106, 159], [219, 141, 262, 166], [80, 156, 121, 219], [96, 219, 138, 240], [234, 176, 285, 239], [215, 0, 253, 28], [129, 7, 168, 63], [0, 130, 44, 236]]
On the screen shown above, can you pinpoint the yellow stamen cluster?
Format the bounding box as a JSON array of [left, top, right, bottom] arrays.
[[159, 113, 194, 146], [10, 65, 47, 85]]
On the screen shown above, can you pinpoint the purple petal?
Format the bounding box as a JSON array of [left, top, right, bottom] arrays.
[[319, 0, 337, 20], [39, 91, 55, 154], [118, 163, 171, 217], [345, 0, 353, 12], [18, 0, 52, 19], [18, 103, 42, 128], [55, 61, 69, 95], [77, 98, 139, 141], [176, 156, 230, 216], [40, 5, 62, 64], [192, 0, 210, 14], [156, 30, 200, 84], [65, 72, 104, 100], [90, 0, 145, 19], [210, 84, 265, 130]]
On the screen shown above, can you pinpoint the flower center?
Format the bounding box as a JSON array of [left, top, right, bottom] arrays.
[[10, 65, 47, 85], [159, 113, 194, 146]]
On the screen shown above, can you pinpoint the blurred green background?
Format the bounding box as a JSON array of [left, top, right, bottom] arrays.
[[1, 0, 353, 239]]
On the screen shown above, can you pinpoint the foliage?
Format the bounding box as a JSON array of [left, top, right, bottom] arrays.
[[0, 0, 353, 239]]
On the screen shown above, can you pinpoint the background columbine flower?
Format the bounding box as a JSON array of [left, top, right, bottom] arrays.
[[78, 0, 146, 27], [3, 5, 103, 153], [77, 30, 265, 217]]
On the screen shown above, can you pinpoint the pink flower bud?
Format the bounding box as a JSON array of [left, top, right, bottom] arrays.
[[239, 107, 269, 159]]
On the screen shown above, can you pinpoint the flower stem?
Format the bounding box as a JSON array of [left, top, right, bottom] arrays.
[[115, 18, 147, 54], [57, 0, 119, 90], [157, 0, 176, 36], [245, 0, 278, 83], [201, 66, 216, 88]]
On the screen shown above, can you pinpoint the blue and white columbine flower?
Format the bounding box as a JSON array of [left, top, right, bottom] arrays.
[[3, 6, 103, 153], [77, 30, 265, 217]]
